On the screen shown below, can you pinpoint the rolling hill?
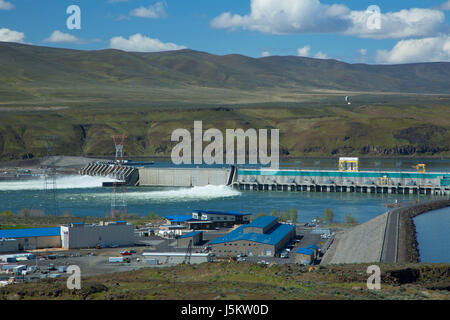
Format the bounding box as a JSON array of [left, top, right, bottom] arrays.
[[0, 42, 449, 160], [0, 41, 449, 108]]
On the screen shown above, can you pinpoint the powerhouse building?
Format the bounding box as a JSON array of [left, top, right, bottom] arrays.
[[209, 216, 296, 257], [60, 221, 134, 249]]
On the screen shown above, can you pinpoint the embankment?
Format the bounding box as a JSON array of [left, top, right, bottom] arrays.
[[321, 212, 388, 264]]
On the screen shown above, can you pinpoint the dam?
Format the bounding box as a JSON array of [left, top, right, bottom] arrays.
[[79, 160, 450, 196]]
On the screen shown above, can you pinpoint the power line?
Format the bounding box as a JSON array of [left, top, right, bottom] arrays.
[[43, 135, 58, 216]]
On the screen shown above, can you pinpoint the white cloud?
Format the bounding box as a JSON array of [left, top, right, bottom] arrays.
[[297, 45, 311, 57], [376, 35, 450, 64], [43, 30, 82, 44], [109, 33, 186, 52], [314, 51, 329, 59], [0, 28, 24, 43], [211, 0, 350, 35], [261, 51, 271, 57], [0, 0, 14, 10], [345, 8, 445, 39], [359, 48, 367, 56], [211, 0, 445, 39], [130, 1, 167, 19], [441, 1, 450, 10]]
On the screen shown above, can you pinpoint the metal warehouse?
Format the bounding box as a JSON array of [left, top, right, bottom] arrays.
[[209, 216, 296, 257], [60, 221, 134, 249], [0, 227, 61, 250]]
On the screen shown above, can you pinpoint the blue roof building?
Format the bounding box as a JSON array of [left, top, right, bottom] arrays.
[[177, 231, 203, 246], [179, 231, 202, 239], [0, 227, 62, 251], [0, 227, 61, 239], [296, 247, 314, 256], [165, 215, 199, 224], [209, 216, 296, 257], [295, 246, 317, 265]]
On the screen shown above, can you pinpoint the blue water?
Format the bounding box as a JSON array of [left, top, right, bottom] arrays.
[[414, 207, 450, 263], [0, 175, 446, 225]]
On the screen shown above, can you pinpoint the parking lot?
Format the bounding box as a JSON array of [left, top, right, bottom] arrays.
[[0, 224, 328, 285]]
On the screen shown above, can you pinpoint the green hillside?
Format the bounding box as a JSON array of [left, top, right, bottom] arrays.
[[0, 42, 449, 160], [1, 41, 450, 107]]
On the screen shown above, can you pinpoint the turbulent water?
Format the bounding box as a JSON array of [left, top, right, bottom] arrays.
[[0, 174, 445, 225]]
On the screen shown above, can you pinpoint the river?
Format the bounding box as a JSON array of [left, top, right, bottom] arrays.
[[414, 206, 450, 263], [0, 174, 446, 225]]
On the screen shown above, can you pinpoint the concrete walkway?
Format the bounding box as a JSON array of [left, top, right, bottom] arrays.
[[322, 212, 388, 264]]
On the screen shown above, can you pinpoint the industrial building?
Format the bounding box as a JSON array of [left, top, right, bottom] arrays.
[[177, 231, 203, 247], [0, 227, 61, 250], [165, 210, 252, 230], [296, 247, 315, 265], [60, 221, 134, 249], [191, 210, 251, 227], [209, 216, 296, 257], [141, 252, 212, 265]]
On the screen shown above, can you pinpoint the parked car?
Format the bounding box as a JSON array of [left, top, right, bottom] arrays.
[[47, 264, 56, 271], [120, 250, 132, 256]]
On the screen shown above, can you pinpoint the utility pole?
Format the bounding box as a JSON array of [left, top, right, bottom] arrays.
[[43, 135, 58, 216], [111, 134, 127, 219]]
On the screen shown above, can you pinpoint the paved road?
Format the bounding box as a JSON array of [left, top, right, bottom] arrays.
[[381, 209, 400, 263]]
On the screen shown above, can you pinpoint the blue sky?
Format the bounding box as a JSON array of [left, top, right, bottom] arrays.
[[0, 0, 449, 64]]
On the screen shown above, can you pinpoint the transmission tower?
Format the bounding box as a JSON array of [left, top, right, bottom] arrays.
[[43, 135, 58, 216], [111, 134, 127, 219]]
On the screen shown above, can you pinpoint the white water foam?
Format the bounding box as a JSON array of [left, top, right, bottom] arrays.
[[0, 175, 117, 191], [83, 184, 241, 203]]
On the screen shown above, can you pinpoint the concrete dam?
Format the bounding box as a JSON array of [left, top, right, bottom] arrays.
[[79, 162, 450, 196]]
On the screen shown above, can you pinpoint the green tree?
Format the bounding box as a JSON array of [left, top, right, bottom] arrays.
[[345, 213, 358, 225], [322, 208, 334, 223], [19, 208, 30, 217], [0, 210, 13, 217], [270, 209, 278, 217], [291, 208, 298, 223], [149, 211, 155, 220]]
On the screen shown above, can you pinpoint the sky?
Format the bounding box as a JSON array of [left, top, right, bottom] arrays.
[[0, 0, 449, 64]]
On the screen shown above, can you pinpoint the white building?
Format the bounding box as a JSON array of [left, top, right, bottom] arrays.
[[60, 221, 134, 249]]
